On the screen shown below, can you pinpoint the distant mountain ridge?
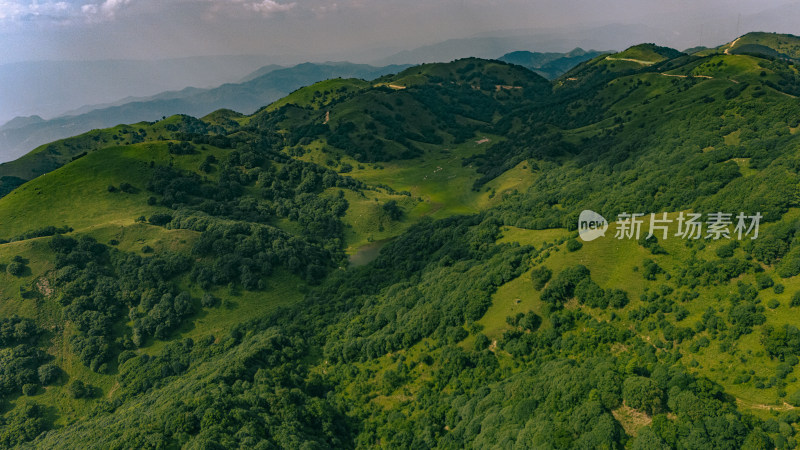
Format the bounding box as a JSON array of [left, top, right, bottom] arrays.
[[237, 64, 288, 83], [497, 48, 609, 79], [374, 24, 679, 65], [0, 55, 283, 124]]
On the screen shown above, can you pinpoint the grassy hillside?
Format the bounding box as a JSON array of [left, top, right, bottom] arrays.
[[0, 114, 227, 197], [4, 35, 800, 448]]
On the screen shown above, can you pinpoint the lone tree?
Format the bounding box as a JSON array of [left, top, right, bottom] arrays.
[[6, 260, 25, 277], [383, 200, 403, 221], [69, 380, 87, 399]]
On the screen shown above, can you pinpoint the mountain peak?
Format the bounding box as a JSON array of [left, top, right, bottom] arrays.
[[613, 43, 684, 63], [385, 57, 550, 89], [0, 115, 45, 132]]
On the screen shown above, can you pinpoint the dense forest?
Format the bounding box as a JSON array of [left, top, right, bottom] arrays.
[[2, 32, 800, 448]]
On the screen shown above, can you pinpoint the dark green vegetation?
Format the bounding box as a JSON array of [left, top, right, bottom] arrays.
[[3, 32, 800, 447]]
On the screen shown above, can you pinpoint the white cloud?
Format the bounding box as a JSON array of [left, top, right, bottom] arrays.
[[247, 0, 295, 15], [204, 0, 296, 19], [0, 1, 23, 20], [80, 0, 135, 22], [0, 0, 72, 22], [0, 0, 127, 23], [0, 0, 296, 24], [82, 0, 132, 18]]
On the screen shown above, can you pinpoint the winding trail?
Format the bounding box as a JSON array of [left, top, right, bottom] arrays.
[[725, 36, 742, 55], [605, 56, 656, 65], [659, 73, 714, 79], [736, 397, 795, 412]]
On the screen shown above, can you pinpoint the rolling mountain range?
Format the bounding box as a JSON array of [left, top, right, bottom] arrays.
[[0, 49, 600, 168], [2, 32, 800, 448], [0, 62, 411, 165], [0, 47, 605, 167]]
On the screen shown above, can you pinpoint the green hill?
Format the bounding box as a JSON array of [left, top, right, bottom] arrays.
[[728, 32, 800, 59], [0, 114, 229, 198], [612, 43, 684, 64], [694, 32, 800, 61], [565, 43, 683, 76], [4, 35, 800, 448]]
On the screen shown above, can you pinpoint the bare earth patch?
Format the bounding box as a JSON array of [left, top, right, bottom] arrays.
[[612, 404, 652, 437], [736, 397, 796, 412], [107, 381, 120, 399], [563, 298, 579, 310], [36, 277, 53, 297], [495, 85, 522, 91]]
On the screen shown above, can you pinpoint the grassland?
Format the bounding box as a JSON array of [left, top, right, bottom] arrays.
[[483, 211, 800, 418]]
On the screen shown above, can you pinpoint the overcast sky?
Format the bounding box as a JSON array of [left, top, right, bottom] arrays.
[[1, 0, 799, 64]]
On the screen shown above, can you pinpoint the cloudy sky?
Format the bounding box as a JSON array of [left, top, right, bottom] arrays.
[[0, 0, 799, 63]]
